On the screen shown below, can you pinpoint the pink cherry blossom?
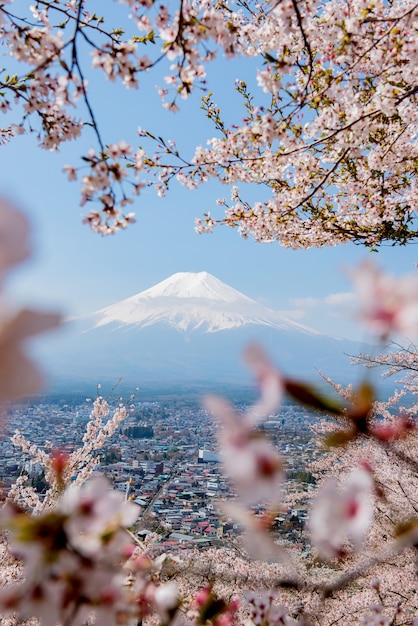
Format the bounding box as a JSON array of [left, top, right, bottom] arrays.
[[309, 467, 374, 560], [204, 395, 283, 506], [0, 198, 30, 275], [0, 475, 140, 625], [349, 261, 418, 340], [60, 474, 139, 556], [0, 308, 61, 402], [242, 343, 284, 426]]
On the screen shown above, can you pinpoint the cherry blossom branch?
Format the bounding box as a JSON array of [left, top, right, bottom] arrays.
[[69, 2, 105, 154]]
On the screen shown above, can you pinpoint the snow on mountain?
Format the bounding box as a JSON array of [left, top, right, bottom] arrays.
[[37, 271, 361, 389], [89, 271, 319, 335]]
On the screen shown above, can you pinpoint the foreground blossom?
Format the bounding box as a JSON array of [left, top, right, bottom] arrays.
[[0, 475, 140, 625], [243, 343, 284, 426], [204, 345, 283, 506], [309, 468, 374, 560], [350, 261, 418, 340], [60, 474, 139, 556], [0, 308, 61, 402], [0, 198, 30, 276], [204, 398, 283, 507], [0, 198, 61, 401]]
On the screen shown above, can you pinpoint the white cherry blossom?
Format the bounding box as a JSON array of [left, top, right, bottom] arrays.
[[350, 261, 418, 340], [309, 468, 374, 560]]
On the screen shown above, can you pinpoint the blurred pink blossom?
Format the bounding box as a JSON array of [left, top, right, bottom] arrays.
[[350, 261, 418, 340], [0, 198, 30, 276], [309, 468, 374, 560], [0, 308, 61, 402], [204, 395, 283, 506], [243, 343, 284, 426]]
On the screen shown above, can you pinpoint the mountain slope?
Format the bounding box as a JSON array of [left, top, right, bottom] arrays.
[[37, 272, 361, 388], [88, 271, 319, 335]]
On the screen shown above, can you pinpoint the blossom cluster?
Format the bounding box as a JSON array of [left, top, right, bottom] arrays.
[[0, 1, 418, 245], [8, 395, 130, 513], [0, 474, 140, 626]]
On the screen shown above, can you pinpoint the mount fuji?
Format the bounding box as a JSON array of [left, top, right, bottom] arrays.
[[39, 272, 360, 389], [88, 271, 319, 335]]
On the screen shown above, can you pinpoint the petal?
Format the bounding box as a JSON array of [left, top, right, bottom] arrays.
[[0, 309, 61, 347], [243, 344, 283, 425], [0, 347, 44, 401], [0, 199, 30, 274], [203, 395, 240, 429]]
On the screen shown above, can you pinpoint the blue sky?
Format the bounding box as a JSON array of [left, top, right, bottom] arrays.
[[0, 3, 416, 344]]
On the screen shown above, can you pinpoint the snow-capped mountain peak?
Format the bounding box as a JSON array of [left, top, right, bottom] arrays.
[[137, 271, 254, 303], [88, 271, 319, 334], [43, 272, 361, 388]]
